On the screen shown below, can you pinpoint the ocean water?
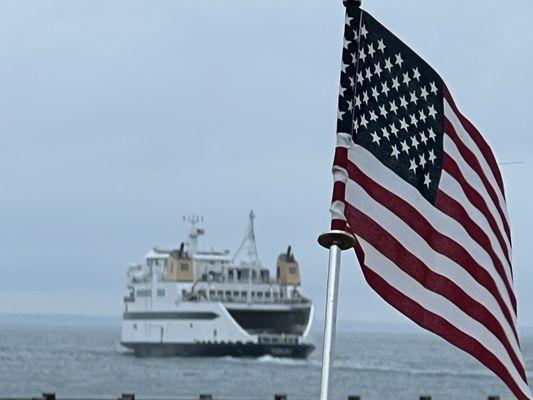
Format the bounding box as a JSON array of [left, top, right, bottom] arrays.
[[0, 319, 531, 400]]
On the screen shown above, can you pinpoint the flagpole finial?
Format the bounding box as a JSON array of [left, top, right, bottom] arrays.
[[343, 0, 361, 8]]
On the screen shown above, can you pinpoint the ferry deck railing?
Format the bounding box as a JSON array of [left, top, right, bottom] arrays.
[[257, 333, 300, 345]]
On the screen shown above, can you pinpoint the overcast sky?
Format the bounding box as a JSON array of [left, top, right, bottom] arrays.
[[1, 0, 532, 328]]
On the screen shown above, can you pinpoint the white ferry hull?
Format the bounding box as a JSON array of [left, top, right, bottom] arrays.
[[121, 301, 314, 359]]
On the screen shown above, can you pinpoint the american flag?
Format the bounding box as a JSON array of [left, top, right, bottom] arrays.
[[331, 3, 531, 399]]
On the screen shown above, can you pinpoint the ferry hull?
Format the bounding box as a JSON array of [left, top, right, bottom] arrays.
[[226, 306, 311, 336], [121, 341, 315, 359]]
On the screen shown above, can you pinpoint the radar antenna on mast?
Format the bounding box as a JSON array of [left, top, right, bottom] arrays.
[[183, 215, 204, 255], [232, 210, 262, 267]]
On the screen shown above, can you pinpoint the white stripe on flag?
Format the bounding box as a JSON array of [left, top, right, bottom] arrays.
[[330, 200, 346, 223]]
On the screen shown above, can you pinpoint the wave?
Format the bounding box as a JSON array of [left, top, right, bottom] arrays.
[[215, 355, 318, 368], [256, 355, 319, 367], [218, 356, 533, 380], [333, 360, 509, 379]]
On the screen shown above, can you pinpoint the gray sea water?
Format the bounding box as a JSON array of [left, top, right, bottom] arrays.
[[0, 317, 531, 400]]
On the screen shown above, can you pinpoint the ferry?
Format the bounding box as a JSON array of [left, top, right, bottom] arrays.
[[120, 212, 315, 358]]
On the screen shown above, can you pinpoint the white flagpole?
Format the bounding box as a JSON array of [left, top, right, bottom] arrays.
[[318, 230, 355, 400]]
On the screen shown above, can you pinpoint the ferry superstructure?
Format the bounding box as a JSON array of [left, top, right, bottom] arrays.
[[120, 212, 315, 358]]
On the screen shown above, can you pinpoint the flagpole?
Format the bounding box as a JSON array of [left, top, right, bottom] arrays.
[[318, 230, 355, 400], [318, 1, 360, 398]]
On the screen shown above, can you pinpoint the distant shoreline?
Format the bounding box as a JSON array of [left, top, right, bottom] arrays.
[[0, 313, 120, 327], [2, 313, 532, 336]]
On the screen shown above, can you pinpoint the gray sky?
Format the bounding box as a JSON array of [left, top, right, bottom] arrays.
[[1, 0, 532, 327]]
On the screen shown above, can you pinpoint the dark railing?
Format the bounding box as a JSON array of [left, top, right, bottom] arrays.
[[257, 333, 300, 345], [191, 290, 310, 306], [19, 393, 502, 400]]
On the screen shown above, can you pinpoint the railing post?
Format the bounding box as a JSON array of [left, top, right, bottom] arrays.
[[348, 396, 361, 400], [199, 395, 213, 400], [42, 393, 56, 400], [274, 395, 287, 400], [488, 396, 500, 400], [120, 394, 135, 400], [420, 396, 431, 400]]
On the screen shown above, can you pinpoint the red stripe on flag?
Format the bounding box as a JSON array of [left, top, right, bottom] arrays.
[[334, 146, 348, 168], [331, 219, 347, 231], [332, 181, 346, 204]]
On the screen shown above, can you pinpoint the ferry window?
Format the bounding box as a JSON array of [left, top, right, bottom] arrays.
[[289, 266, 297, 274], [273, 292, 279, 298], [241, 291, 247, 297], [180, 263, 189, 271], [137, 289, 151, 297], [228, 269, 234, 281], [251, 291, 255, 298], [257, 292, 263, 298], [232, 291, 239, 297], [209, 290, 215, 297], [217, 290, 223, 297], [265, 292, 271, 298], [261, 269, 270, 282], [157, 289, 165, 296], [225, 290, 231, 298]]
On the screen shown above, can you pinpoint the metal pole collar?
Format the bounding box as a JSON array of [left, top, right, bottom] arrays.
[[318, 230, 356, 250]]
